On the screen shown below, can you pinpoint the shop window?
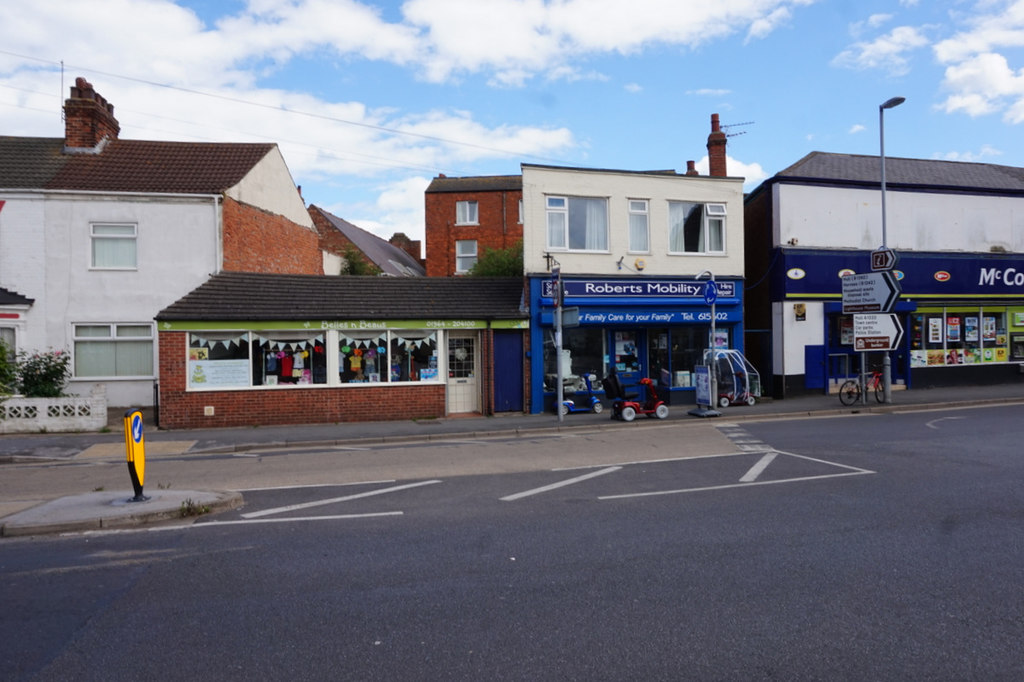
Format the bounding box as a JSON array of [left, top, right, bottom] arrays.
[[910, 308, 1008, 367], [390, 331, 439, 382], [543, 327, 606, 392], [339, 331, 387, 383], [546, 195, 608, 251], [254, 332, 326, 386], [74, 323, 154, 378], [188, 332, 250, 389], [668, 202, 725, 254]]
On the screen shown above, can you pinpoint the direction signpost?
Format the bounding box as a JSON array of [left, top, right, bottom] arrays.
[[870, 247, 899, 272], [841, 271, 900, 314], [854, 313, 904, 351]]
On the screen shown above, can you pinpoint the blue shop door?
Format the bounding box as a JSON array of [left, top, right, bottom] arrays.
[[611, 330, 645, 398], [804, 344, 826, 390], [493, 331, 523, 412]]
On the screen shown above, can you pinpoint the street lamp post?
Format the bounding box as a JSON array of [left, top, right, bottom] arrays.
[[879, 95, 905, 405]]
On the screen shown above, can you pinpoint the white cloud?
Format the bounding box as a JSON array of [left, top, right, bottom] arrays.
[[938, 52, 1024, 119], [746, 7, 791, 42], [849, 124, 866, 134], [624, 83, 643, 93], [693, 154, 768, 189], [832, 25, 929, 76], [688, 88, 732, 97], [933, 144, 1003, 162]]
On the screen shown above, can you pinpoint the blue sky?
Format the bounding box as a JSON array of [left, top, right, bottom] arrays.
[[3, 1, 1024, 252]]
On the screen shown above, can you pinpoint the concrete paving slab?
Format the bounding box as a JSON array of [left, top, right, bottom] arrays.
[[0, 489, 243, 537]]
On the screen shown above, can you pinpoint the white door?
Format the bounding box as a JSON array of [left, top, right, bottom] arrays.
[[446, 333, 479, 414]]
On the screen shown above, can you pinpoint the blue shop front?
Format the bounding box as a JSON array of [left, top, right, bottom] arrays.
[[528, 275, 745, 413], [778, 249, 1024, 392]]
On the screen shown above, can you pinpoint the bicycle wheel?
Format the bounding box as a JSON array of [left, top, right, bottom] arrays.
[[839, 379, 861, 406], [873, 378, 884, 403]]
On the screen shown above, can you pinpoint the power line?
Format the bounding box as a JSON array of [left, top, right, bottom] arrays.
[[0, 49, 574, 166]]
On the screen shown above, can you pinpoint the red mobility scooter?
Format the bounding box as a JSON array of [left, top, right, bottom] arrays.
[[601, 370, 669, 422]]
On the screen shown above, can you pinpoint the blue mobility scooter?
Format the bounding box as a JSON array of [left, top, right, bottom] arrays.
[[559, 373, 603, 416]]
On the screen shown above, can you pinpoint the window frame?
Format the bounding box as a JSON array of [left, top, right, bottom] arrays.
[[627, 199, 650, 254], [90, 223, 138, 270], [455, 239, 478, 274], [545, 195, 609, 252], [667, 202, 727, 255], [73, 322, 154, 379], [455, 200, 479, 226]]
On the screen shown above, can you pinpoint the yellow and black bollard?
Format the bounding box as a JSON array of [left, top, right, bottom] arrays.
[[123, 409, 149, 502]]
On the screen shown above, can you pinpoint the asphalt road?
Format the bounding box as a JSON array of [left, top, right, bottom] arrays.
[[2, 405, 1023, 680]]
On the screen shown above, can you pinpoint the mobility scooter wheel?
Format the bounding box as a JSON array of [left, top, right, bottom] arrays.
[[655, 404, 669, 419], [719, 396, 731, 408], [620, 405, 637, 422], [745, 395, 756, 406], [592, 401, 604, 414], [559, 403, 569, 416]]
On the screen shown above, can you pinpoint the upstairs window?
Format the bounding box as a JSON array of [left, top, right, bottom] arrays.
[[456, 201, 478, 225], [456, 240, 478, 273], [668, 202, 726, 254], [628, 199, 649, 253], [546, 195, 608, 251], [91, 223, 137, 269]]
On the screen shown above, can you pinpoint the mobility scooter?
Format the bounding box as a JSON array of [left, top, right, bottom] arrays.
[[601, 370, 669, 422], [558, 373, 604, 415]]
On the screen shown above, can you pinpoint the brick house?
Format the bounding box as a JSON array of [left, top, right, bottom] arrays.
[[309, 205, 424, 276], [0, 77, 319, 408], [424, 175, 523, 276]]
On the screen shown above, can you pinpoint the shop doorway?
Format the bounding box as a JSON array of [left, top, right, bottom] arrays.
[[611, 329, 645, 397], [447, 332, 479, 414], [493, 331, 523, 412]]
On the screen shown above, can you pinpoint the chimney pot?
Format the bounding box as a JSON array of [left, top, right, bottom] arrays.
[[707, 112, 727, 177], [685, 160, 699, 176], [64, 77, 120, 150]]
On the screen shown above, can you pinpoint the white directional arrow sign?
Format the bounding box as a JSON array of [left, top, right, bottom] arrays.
[[842, 271, 901, 314], [854, 314, 904, 351]]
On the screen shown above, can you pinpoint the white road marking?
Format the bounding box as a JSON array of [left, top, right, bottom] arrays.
[[501, 466, 622, 501], [599, 470, 874, 500], [198, 512, 404, 526], [238, 480, 394, 492], [740, 452, 778, 482], [926, 416, 965, 430], [241, 479, 441, 518]]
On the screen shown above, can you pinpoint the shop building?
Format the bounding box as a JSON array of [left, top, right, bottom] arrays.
[[155, 273, 527, 429], [744, 152, 1024, 397], [521, 116, 747, 412]]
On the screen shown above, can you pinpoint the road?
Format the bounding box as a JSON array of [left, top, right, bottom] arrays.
[[2, 405, 1023, 680]]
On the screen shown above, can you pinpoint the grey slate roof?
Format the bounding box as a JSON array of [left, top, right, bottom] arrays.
[[425, 175, 522, 193], [0, 286, 33, 306], [0, 136, 275, 194], [311, 206, 424, 277], [156, 272, 526, 321], [776, 151, 1024, 192]]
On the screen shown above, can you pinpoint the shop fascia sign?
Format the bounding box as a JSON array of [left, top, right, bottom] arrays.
[[542, 278, 736, 300], [161, 319, 500, 331]]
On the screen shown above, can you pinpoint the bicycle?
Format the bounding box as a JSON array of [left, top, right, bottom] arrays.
[[838, 371, 883, 406]]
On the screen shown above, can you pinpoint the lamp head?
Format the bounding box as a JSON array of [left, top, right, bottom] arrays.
[[881, 96, 906, 110]]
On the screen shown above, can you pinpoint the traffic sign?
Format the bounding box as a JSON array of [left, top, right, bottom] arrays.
[[703, 280, 718, 305], [871, 248, 899, 271], [842, 271, 900, 313], [854, 314, 904, 351]]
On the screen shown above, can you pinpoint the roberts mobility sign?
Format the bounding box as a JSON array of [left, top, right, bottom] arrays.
[[542, 278, 736, 299], [841, 271, 900, 314]]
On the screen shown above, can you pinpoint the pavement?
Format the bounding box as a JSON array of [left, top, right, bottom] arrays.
[[2, 380, 1022, 537]]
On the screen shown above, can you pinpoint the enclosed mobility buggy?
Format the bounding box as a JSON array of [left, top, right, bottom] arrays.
[[704, 349, 761, 407]]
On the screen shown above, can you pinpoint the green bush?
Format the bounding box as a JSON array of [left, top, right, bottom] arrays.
[[17, 348, 71, 398], [0, 339, 15, 399]]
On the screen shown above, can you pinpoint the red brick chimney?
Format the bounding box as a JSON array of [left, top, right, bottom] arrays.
[[707, 113, 727, 177], [64, 77, 120, 150], [685, 160, 699, 176]]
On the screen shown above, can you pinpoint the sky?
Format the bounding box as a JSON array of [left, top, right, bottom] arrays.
[[3, 1, 1024, 254]]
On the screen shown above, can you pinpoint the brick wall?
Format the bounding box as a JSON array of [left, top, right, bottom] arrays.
[[308, 206, 373, 272], [425, 190, 523, 277], [158, 331, 446, 428], [221, 197, 322, 274]]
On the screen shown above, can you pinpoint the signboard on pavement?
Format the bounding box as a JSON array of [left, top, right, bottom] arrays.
[[842, 271, 901, 314], [854, 313, 904, 351]]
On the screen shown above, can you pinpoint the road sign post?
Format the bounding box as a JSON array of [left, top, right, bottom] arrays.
[[841, 271, 901, 314], [854, 314, 904, 352], [123, 409, 149, 502]]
